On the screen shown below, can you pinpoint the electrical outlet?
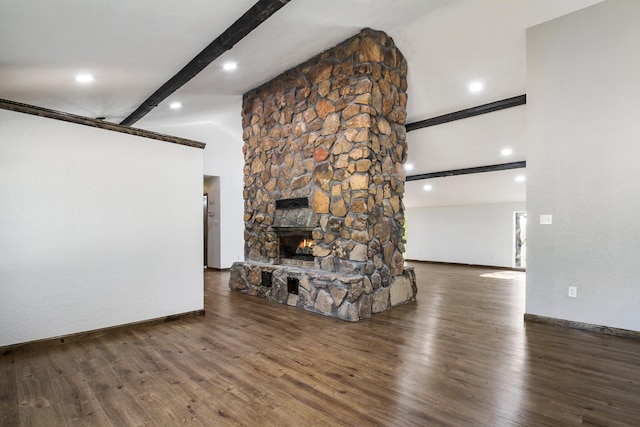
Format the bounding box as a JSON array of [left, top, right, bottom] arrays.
[[568, 286, 577, 298]]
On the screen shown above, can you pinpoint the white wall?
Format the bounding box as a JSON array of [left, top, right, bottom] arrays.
[[406, 202, 525, 268], [0, 109, 204, 347], [203, 130, 244, 268], [526, 0, 640, 331], [139, 96, 245, 269]]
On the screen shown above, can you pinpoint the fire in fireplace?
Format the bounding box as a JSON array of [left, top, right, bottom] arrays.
[[277, 228, 315, 265], [296, 238, 315, 257]]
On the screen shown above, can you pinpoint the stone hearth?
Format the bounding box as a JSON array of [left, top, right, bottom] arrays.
[[229, 28, 416, 321]]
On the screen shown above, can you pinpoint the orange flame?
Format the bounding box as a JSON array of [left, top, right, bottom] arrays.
[[298, 239, 315, 249]]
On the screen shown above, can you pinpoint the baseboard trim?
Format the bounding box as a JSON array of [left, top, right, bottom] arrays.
[[524, 313, 640, 340], [0, 309, 205, 356], [406, 259, 525, 272], [206, 267, 230, 271]]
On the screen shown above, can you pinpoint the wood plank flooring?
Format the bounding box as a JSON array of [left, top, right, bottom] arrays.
[[2, 262, 640, 426]]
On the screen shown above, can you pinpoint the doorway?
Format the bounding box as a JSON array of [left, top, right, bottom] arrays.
[[203, 176, 221, 269], [203, 194, 208, 267], [514, 211, 527, 268]]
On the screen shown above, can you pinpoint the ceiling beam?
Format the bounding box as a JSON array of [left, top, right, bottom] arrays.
[[406, 161, 526, 181], [1, 98, 205, 149], [120, 0, 291, 127], [405, 94, 526, 132]]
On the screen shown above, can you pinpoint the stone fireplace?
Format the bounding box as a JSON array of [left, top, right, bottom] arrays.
[[229, 28, 417, 321]]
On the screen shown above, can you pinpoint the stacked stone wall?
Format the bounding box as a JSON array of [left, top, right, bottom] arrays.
[[231, 28, 416, 320], [243, 28, 407, 278]]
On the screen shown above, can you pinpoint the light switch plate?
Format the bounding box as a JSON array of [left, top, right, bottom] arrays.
[[540, 214, 553, 225]]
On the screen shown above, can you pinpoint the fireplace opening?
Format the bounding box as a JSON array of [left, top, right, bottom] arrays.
[[276, 228, 315, 266]]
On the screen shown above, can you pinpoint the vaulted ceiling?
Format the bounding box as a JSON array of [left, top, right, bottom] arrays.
[[0, 0, 603, 207]]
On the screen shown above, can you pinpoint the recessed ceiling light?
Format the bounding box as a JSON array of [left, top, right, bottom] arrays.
[[423, 184, 433, 191], [501, 148, 513, 156], [515, 175, 526, 182], [404, 163, 414, 171], [75, 74, 94, 83], [469, 81, 483, 92], [223, 62, 237, 71], [169, 102, 182, 110]]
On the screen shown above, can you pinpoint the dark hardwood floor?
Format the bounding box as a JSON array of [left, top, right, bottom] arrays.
[[2, 262, 640, 426]]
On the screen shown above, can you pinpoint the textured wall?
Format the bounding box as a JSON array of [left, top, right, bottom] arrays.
[[526, 0, 640, 331], [241, 28, 409, 286], [0, 108, 204, 347], [406, 202, 526, 268]]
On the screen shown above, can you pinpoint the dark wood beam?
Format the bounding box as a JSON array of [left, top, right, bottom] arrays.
[[406, 161, 526, 181], [405, 94, 526, 132], [120, 0, 291, 126], [1, 98, 205, 149]]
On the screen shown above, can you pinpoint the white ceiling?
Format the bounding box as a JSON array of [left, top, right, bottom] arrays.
[[0, 0, 603, 208]]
